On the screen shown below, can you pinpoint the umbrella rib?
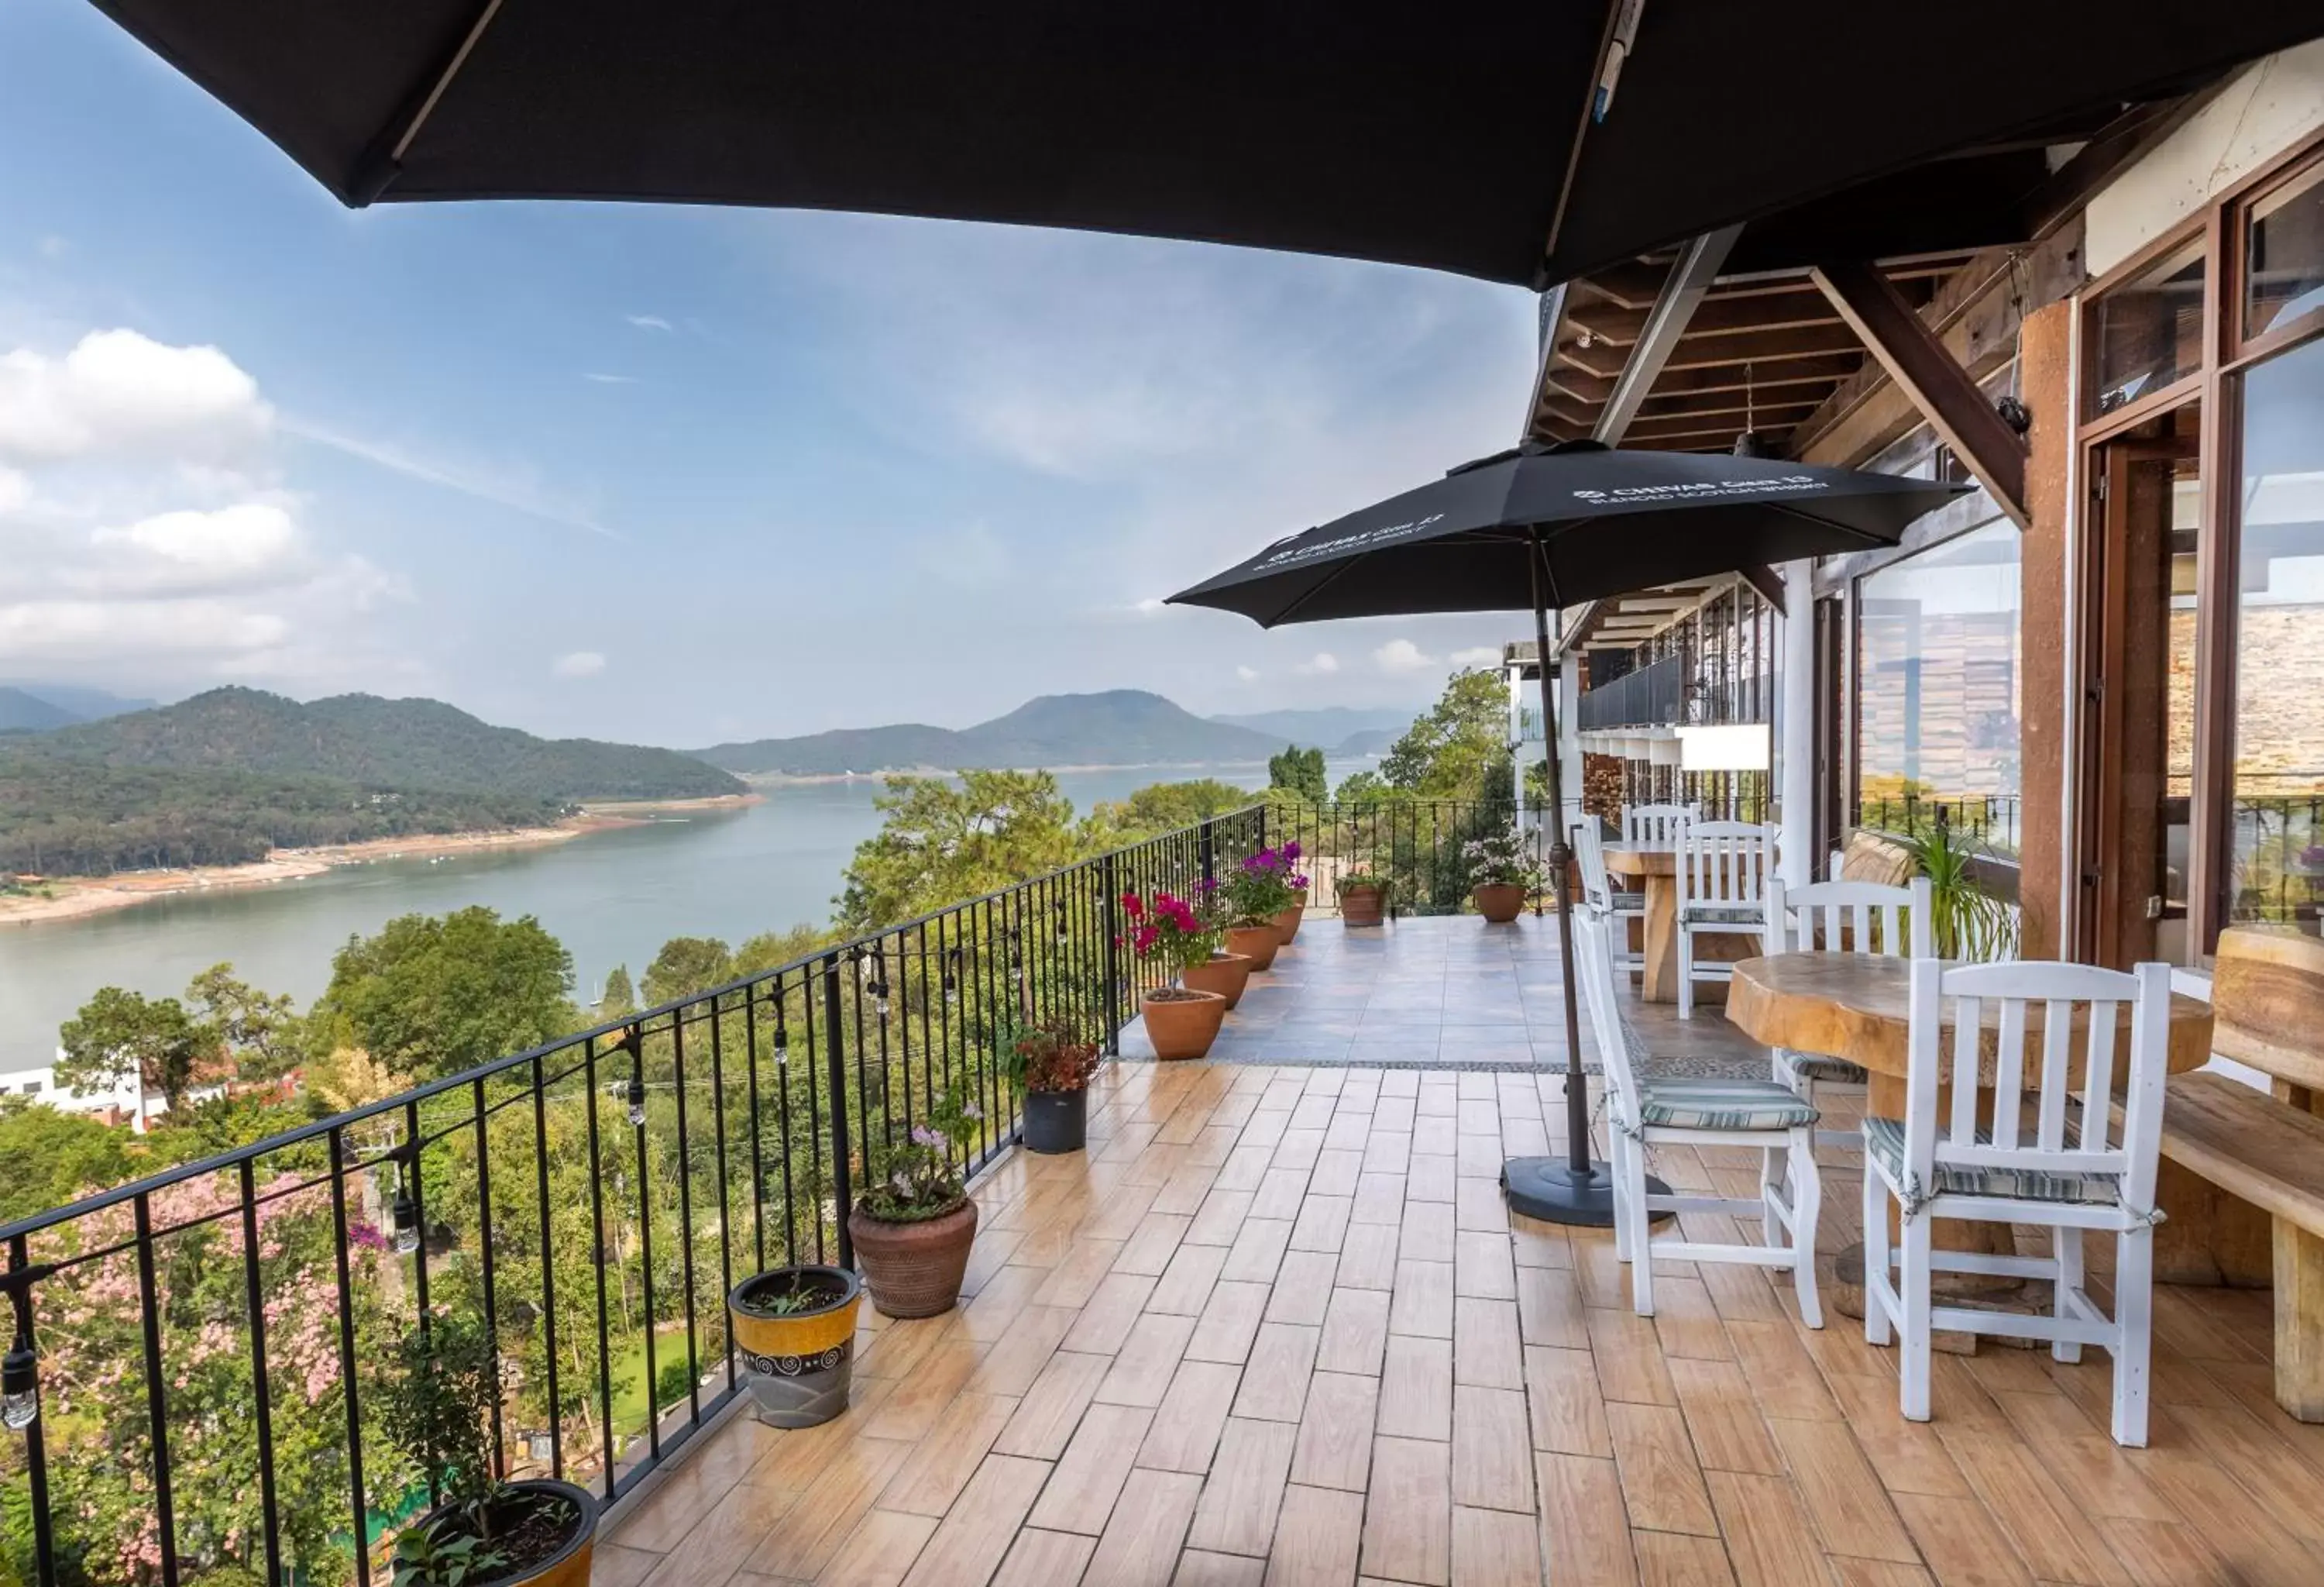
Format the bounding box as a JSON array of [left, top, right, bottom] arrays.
[[1264, 556, 1362, 628], [1764, 498, 1899, 547]]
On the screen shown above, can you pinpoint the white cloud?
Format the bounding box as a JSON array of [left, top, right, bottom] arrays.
[[626, 314, 673, 332], [552, 650, 607, 679], [86, 503, 304, 597], [1294, 652, 1340, 676], [0, 329, 272, 463], [1449, 645, 1502, 667], [0, 599, 289, 662], [1131, 597, 1167, 615], [1373, 639, 1436, 675], [36, 236, 68, 261], [1235, 665, 1260, 683], [0, 466, 27, 515], [582, 372, 637, 385]]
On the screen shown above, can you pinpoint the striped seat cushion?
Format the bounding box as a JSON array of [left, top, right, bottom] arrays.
[[1862, 1117, 2121, 1207], [1679, 903, 1765, 926], [1638, 1078, 1817, 1131], [1786, 1055, 1868, 1084]]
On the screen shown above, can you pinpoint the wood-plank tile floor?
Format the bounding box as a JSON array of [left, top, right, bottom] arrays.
[[596, 1059, 2324, 1587]]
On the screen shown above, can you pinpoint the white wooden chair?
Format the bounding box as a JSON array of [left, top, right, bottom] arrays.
[[1568, 814, 1643, 976], [1764, 873, 1934, 1149], [1623, 802, 1698, 847], [1863, 957, 2171, 1446], [1573, 906, 1825, 1327], [1675, 821, 1778, 1019]]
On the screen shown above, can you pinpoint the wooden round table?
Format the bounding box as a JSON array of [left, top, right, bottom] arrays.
[[1601, 842, 1758, 1005], [1725, 952, 2216, 1331]]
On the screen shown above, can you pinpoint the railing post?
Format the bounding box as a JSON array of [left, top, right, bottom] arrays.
[[1101, 853, 1122, 1055], [1200, 817, 1217, 889], [822, 954, 854, 1269]]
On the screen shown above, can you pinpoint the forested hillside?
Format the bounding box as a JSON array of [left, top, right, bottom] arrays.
[[0, 687, 743, 876]]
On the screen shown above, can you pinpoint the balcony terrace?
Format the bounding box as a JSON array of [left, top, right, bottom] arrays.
[[593, 916, 2322, 1587]]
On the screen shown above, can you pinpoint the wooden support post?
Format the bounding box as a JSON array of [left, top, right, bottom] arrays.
[[1809, 261, 2030, 529], [2277, 1220, 2324, 1421]]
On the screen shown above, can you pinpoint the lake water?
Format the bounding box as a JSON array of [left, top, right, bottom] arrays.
[[0, 763, 1363, 1069]]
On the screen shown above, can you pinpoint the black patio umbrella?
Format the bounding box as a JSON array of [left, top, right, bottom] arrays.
[[78, 3, 2323, 287], [1169, 442, 1966, 1224]]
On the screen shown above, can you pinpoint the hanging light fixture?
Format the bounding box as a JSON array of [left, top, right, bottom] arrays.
[[943, 950, 960, 1005], [2, 1339, 38, 1431], [390, 1185, 421, 1255], [626, 1074, 648, 1127], [1053, 900, 1069, 945], [772, 1019, 789, 1065]]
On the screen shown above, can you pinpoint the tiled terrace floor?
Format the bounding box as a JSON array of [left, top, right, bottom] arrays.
[[595, 1023, 2324, 1587], [1119, 914, 1748, 1073]]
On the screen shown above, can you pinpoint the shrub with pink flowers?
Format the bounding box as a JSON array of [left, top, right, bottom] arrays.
[[858, 1083, 982, 1222], [1119, 889, 1223, 979], [1220, 842, 1308, 926]]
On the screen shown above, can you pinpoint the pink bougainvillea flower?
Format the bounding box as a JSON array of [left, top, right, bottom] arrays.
[[1122, 892, 1144, 917]]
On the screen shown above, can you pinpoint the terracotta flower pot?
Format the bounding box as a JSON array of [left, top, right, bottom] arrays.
[[1339, 883, 1387, 928], [847, 1197, 978, 1318], [1181, 950, 1254, 1009], [1272, 904, 1306, 944], [1142, 987, 1226, 1060], [1473, 882, 1528, 924], [1291, 886, 1309, 908], [1226, 923, 1281, 972], [406, 1480, 597, 1587], [728, 1265, 861, 1427]]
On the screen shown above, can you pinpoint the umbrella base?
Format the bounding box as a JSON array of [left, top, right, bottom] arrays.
[[1501, 1156, 1673, 1229]]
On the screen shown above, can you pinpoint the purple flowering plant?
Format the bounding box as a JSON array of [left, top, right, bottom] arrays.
[[1221, 842, 1307, 926], [1119, 888, 1223, 979], [858, 1080, 982, 1221]]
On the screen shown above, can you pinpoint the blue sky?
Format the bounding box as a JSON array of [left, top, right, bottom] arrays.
[[0, 0, 1536, 747]]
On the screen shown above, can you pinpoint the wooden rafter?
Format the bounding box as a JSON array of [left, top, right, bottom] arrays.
[[1594, 225, 1741, 445], [1810, 260, 2030, 527]]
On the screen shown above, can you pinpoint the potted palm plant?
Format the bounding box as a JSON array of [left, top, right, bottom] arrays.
[[1898, 819, 2019, 961], [1123, 888, 1229, 1059], [1336, 859, 1389, 928], [1462, 828, 1536, 924], [1002, 1017, 1105, 1153], [727, 1264, 863, 1428], [847, 1083, 982, 1317], [379, 1314, 597, 1587]]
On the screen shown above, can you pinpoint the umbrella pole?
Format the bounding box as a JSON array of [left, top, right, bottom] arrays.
[[1501, 586, 1670, 1227]]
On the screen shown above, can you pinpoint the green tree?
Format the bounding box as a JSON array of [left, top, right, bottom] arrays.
[[1334, 769, 1390, 804], [1267, 745, 1327, 802], [311, 906, 578, 1080], [600, 965, 638, 1017], [1380, 669, 1510, 800], [55, 985, 211, 1113], [642, 936, 734, 1006], [836, 770, 1085, 931], [186, 962, 302, 1082], [734, 924, 840, 976], [1088, 779, 1250, 842], [0, 1098, 131, 1223]]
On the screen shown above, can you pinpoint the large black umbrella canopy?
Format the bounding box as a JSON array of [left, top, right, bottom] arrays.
[[84, 2, 2322, 286], [1171, 442, 1965, 1227], [1166, 443, 1968, 625]]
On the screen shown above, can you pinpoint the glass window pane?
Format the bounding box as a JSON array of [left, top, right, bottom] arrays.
[[2091, 239, 2205, 416], [1854, 521, 2023, 852], [2246, 160, 2324, 342], [2229, 336, 2324, 931]]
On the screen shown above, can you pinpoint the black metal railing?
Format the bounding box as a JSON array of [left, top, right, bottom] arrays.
[[1854, 792, 2023, 856], [0, 805, 1281, 1587], [1263, 798, 1539, 918], [1576, 654, 1683, 731], [2230, 794, 2324, 928]]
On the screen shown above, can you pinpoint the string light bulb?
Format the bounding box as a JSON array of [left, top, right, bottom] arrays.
[[390, 1188, 421, 1255], [772, 1024, 789, 1065], [2, 1341, 36, 1432], [626, 1076, 648, 1127]]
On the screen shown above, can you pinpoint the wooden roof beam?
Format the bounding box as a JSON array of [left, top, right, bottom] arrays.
[[1810, 260, 2029, 528], [1594, 225, 1741, 445], [1659, 322, 1864, 370]]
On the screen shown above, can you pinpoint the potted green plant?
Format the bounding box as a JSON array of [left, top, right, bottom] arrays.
[[727, 1264, 863, 1428], [1898, 820, 2019, 962], [1221, 849, 1298, 970], [1122, 887, 1229, 1059], [1336, 859, 1389, 928], [1462, 828, 1537, 924], [378, 1314, 596, 1587], [1002, 1017, 1105, 1153], [847, 1083, 982, 1317]]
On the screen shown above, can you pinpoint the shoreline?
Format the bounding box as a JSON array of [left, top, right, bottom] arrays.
[[0, 793, 761, 929]]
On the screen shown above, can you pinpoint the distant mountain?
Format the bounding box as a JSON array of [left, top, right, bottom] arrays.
[[1209, 707, 1413, 745], [0, 683, 155, 723], [0, 687, 744, 877], [696, 690, 1291, 776], [9, 687, 744, 802], [0, 688, 81, 733], [1329, 727, 1397, 758]]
